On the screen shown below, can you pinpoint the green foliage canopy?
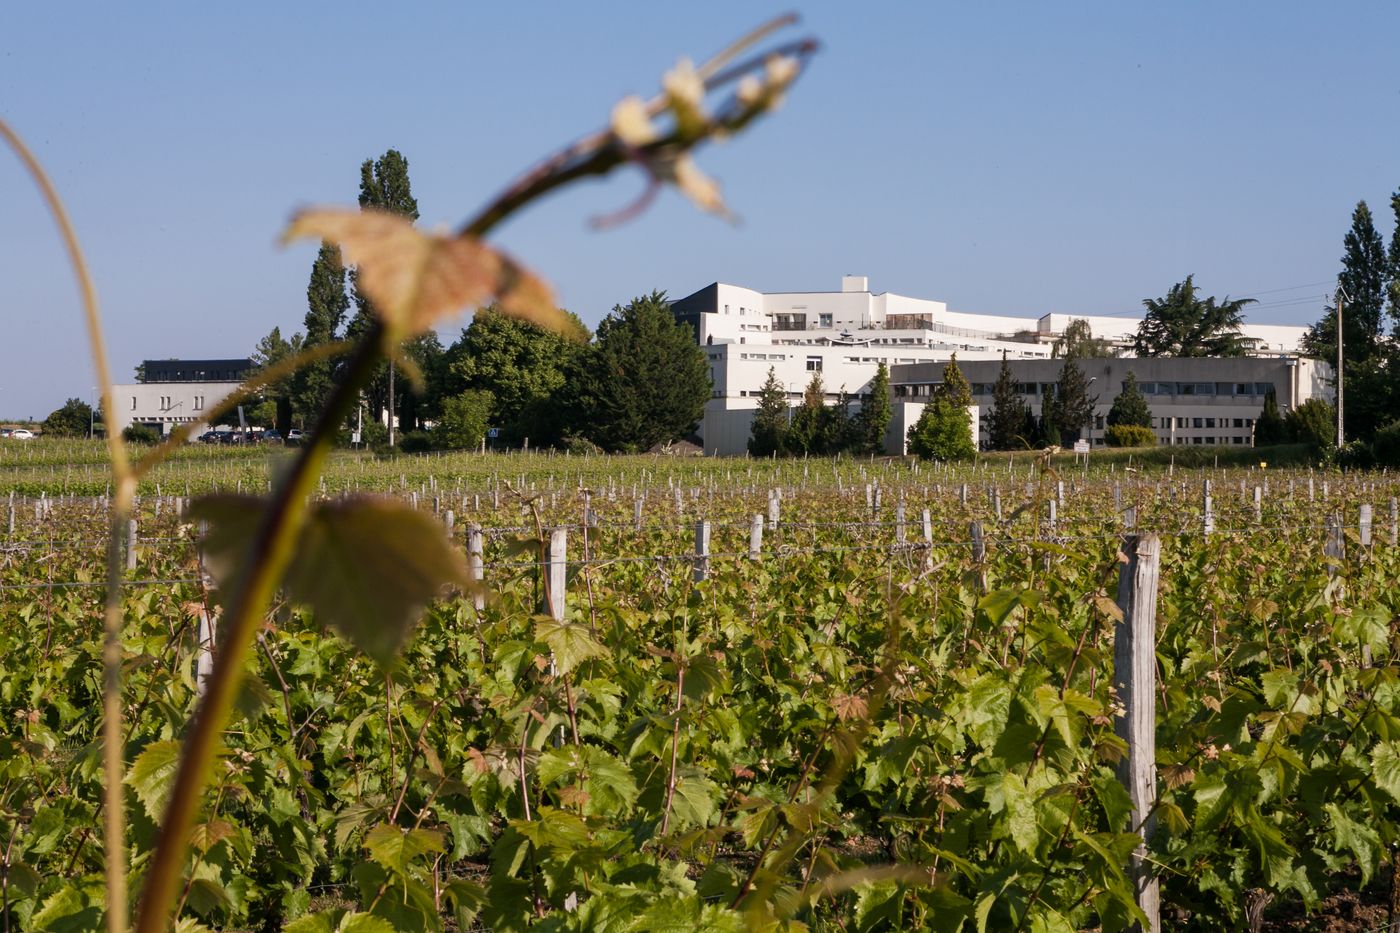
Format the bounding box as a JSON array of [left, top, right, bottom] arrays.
[[1135, 275, 1253, 357], [572, 291, 710, 453]]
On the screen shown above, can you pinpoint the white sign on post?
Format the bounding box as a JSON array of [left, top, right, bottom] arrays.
[[1073, 440, 1090, 454]]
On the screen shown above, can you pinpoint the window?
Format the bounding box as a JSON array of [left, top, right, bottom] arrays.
[[806, 356, 822, 371], [1094, 415, 1104, 430], [130, 396, 136, 410], [1193, 418, 1204, 429], [724, 304, 729, 313], [818, 313, 833, 328], [1205, 418, 1216, 429], [1233, 418, 1244, 428]]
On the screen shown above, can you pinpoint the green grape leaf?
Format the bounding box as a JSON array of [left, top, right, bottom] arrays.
[[31, 884, 102, 933], [363, 824, 445, 875], [193, 494, 471, 667], [535, 618, 608, 674], [1372, 742, 1400, 801], [125, 740, 183, 822]]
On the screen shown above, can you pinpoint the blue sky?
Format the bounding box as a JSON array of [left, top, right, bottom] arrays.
[[3, 2, 1398, 419]]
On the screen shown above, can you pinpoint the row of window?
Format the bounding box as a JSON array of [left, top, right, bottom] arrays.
[[968, 381, 1277, 398], [131, 396, 207, 411]]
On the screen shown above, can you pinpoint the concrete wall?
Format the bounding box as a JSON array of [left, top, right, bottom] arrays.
[[113, 381, 244, 437]]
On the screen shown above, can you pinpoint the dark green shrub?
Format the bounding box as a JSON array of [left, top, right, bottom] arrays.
[[397, 430, 433, 454], [1373, 420, 1400, 467], [1284, 398, 1335, 452], [122, 424, 160, 445], [1104, 424, 1156, 447]]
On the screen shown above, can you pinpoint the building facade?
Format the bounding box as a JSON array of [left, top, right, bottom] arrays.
[[892, 356, 1332, 449], [672, 277, 1314, 455], [113, 358, 252, 437]]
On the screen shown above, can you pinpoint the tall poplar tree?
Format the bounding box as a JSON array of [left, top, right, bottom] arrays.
[[1304, 201, 1388, 367], [346, 150, 421, 434], [1303, 200, 1394, 442]]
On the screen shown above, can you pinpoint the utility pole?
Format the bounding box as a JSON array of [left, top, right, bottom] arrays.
[[1336, 285, 1349, 450], [386, 354, 397, 445]]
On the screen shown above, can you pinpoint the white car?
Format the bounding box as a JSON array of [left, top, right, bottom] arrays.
[[10, 429, 34, 439]]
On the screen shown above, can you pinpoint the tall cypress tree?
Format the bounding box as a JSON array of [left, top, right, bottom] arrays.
[[748, 367, 789, 457], [291, 243, 349, 426], [987, 351, 1028, 450]]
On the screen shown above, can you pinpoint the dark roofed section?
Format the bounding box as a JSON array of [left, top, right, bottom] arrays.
[[141, 359, 253, 383], [670, 283, 718, 342]]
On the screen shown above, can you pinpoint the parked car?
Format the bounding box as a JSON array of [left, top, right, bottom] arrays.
[[262, 430, 283, 444], [286, 429, 305, 446], [199, 431, 222, 444], [10, 429, 34, 440]]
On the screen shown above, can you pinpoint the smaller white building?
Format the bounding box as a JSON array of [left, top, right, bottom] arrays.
[[113, 358, 251, 437]]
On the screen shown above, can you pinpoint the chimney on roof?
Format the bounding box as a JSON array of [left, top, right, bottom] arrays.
[[841, 274, 868, 293]]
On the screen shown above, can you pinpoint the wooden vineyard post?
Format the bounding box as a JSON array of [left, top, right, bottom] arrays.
[[126, 518, 138, 572], [921, 508, 933, 572], [1113, 533, 1161, 933], [6, 491, 13, 538], [768, 493, 780, 532], [1202, 479, 1214, 538], [195, 519, 217, 698], [693, 520, 711, 584], [543, 528, 566, 622], [1325, 511, 1345, 577], [1124, 506, 1136, 530], [1391, 497, 1399, 547], [634, 498, 643, 531], [467, 524, 486, 612], [749, 514, 763, 560], [443, 510, 455, 537], [1360, 504, 1373, 550], [895, 501, 906, 544], [970, 520, 986, 594], [1253, 486, 1263, 524]]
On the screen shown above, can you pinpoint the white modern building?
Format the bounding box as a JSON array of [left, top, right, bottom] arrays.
[[670, 276, 1314, 455], [113, 358, 252, 437]]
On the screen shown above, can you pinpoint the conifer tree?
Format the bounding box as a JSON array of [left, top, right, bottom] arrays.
[[852, 362, 892, 455], [987, 352, 1029, 450], [1049, 354, 1096, 445], [1106, 371, 1152, 428], [1253, 389, 1288, 447], [907, 356, 975, 460], [784, 372, 827, 456], [747, 367, 789, 457]]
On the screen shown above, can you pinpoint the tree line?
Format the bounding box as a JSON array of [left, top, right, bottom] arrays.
[[246, 150, 711, 454]]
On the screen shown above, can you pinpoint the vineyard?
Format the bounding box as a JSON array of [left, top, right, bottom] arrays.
[[3, 443, 1400, 931]]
